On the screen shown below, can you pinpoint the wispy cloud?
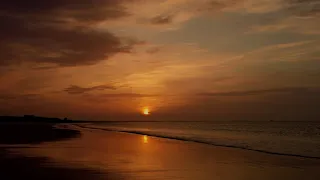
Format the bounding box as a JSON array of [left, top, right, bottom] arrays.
[[64, 85, 116, 94], [249, 15, 320, 34], [239, 40, 319, 63], [149, 14, 175, 25], [0, 93, 41, 100], [197, 87, 312, 96], [117, 0, 246, 29], [247, 0, 320, 34], [285, 0, 320, 17]]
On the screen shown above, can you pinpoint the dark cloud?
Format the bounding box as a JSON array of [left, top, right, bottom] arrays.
[[147, 0, 242, 25], [149, 14, 174, 24], [1, 0, 132, 23], [80, 93, 158, 102], [286, 0, 320, 17], [0, 0, 141, 67], [64, 85, 116, 94], [31, 66, 60, 70], [162, 87, 320, 121], [16, 73, 56, 91], [76, 93, 159, 104], [197, 1, 229, 12], [197, 0, 242, 12], [0, 93, 40, 101], [98, 93, 158, 98], [197, 87, 313, 96]]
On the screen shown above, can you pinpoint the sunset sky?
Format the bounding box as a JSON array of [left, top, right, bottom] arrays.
[[0, 0, 319, 121]]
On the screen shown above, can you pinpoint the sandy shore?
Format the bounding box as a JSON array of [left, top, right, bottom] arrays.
[[0, 123, 80, 144], [1, 123, 320, 180], [0, 123, 109, 180]]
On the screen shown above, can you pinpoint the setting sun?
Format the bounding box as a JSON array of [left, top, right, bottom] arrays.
[[142, 108, 150, 115]]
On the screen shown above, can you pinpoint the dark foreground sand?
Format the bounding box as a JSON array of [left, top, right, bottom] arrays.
[[1, 123, 320, 180], [0, 123, 110, 180]]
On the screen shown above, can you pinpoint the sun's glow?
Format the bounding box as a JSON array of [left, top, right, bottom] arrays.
[[142, 108, 150, 115], [143, 135, 148, 143]]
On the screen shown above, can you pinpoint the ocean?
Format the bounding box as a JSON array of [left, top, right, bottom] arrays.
[[80, 121, 320, 158]]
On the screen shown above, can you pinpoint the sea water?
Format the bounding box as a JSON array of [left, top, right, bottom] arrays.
[[80, 121, 320, 158]]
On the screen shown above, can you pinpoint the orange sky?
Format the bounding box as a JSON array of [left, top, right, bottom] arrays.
[[0, 0, 319, 121]]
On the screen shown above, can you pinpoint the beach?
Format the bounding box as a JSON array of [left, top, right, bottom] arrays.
[[1, 123, 320, 180], [0, 123, 106, 180]]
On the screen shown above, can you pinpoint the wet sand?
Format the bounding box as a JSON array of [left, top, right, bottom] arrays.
[[2, 124, 319, 180]]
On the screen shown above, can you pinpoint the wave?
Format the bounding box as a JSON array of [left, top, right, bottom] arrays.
[[76, 124, 320, 159]]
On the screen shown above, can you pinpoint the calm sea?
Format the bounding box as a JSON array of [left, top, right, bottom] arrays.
[[80, 121, 320, 158]]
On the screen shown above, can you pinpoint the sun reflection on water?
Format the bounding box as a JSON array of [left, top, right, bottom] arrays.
[[143, 135, 148, 143]]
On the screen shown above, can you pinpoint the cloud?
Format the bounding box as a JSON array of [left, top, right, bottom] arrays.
[[197, 0, 243, 12], [1, 0, 131, 23], [248, 40, 313, 53], [165, 86, 320, 121], [221, 0, 318, 15], [200, 0, 320, 17], [126, 0, 244, 28], [285, 0, 320, 17], [247, 0, 320, 34], [16, 76, 52, 91], [149, 14, 174, 24], [0, 0, 142, 67], [98, 93, 158, 98], [197, 87, 312, 96], [64, 85, 116, 94], [78, 93, 160, 104], [0, 93, 40, 101], [249, 13, 320, 35], [235, 40, 320, 64]]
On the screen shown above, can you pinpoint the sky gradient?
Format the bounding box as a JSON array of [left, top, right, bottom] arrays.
[[0, 0, 319, 121]]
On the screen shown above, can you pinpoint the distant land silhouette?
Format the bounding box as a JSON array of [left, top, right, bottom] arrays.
[[0, 115, 81, 144], [0, 115, 76, 123], [0, 115, 105, 179]]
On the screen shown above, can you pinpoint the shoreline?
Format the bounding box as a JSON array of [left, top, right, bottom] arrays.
[[0, 149, 106, 180], [1, 122, 320, 180], [0, 123, 80, 145], [0, 123, 107, 180], [76, 124, 320, 160]]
